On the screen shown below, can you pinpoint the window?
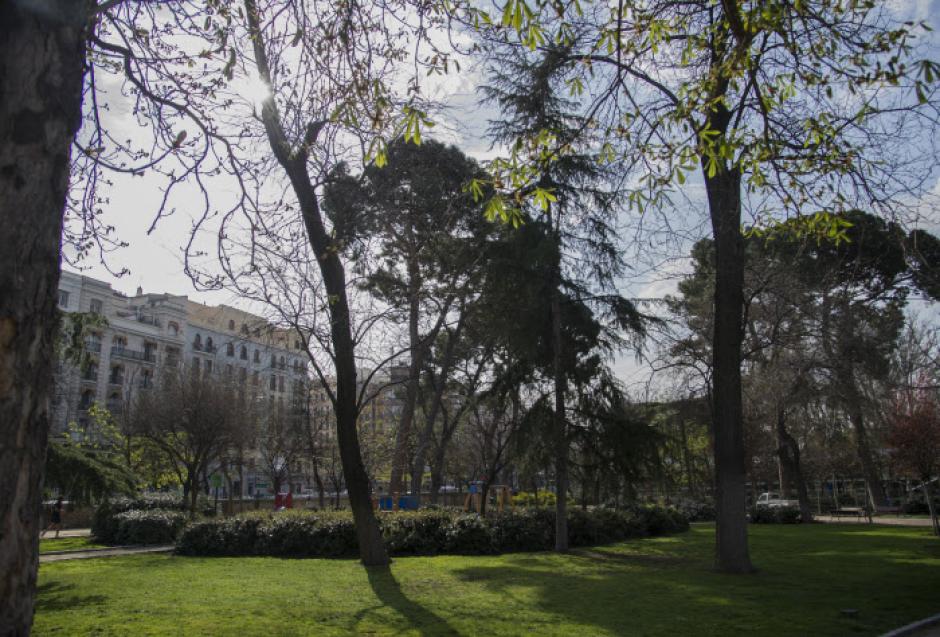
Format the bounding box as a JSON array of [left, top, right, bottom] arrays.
[[270, 354, 276, 367], [90, 298, 103, 314], [168, 322, 179, 336], [239, 367, 247, 383], [112, 335, 127, 347], [109, 365, 124, 385], [192, 358, 201, 374], [206, 360, 213, 373], [294, 339, 301, 350], [269, 375, 277, 391], [193, 333, 202, 348], [82, 361, 98, 381], [228, 319, 236, 330], [206, 336, 214, 351], [252, 371, 259, 386], [225, 364, 233, 379], [278, 376, 285, 393], [58, 290, 69, 308], [253, 350, 260, 363], [279, 355, 285, 369], [240, 345, 247, 360], [79, 390, 94, 410], [226, 342, 234, 357], [165, 347, 180, 367]]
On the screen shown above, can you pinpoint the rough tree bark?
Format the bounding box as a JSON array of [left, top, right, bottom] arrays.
[[705, 163, 753, 573], [0, 2, 89, 632], [245, 0, 387, 566]]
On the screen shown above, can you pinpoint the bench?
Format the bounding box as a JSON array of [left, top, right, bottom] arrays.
[[830, 507, 871, 522], [874, 505, 902, 516]]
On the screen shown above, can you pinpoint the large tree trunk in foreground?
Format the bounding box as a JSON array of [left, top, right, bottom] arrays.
[[846, 398, 888, 508], [0, 3, 87, 633], [705, 164, 753, 574], [245, 0, 387, 566]]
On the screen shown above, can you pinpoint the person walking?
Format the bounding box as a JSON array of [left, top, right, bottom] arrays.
[[40, 497, 64, 539]]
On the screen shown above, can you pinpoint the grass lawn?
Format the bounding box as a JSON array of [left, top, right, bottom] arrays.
[[39, 537, 108, 554], [34, 524, 940, 636]]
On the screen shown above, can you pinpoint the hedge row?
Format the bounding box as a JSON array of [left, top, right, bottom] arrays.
[[748, 505, 802, 524], [93, 494, 189, 544], [176, 506, 689, 558]]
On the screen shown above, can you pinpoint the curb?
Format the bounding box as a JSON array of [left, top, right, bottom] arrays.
[[881, 612, 940, 637], [42, 544, 144, 556]]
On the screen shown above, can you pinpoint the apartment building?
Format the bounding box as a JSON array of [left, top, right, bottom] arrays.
[[53, 271, 312, 497]]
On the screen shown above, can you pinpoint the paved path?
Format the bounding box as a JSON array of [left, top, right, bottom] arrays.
[[43, 527, 92, 538], [816, 515, 934, 527], [40, 545, 173, 563]]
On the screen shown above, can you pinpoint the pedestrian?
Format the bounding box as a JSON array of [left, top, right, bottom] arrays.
[[41, 497, 65, 539]]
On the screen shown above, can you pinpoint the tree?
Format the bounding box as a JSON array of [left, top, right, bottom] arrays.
[[322, 138, 491, 500], [468, 0, 940, 573], [0, 3, 91, 629], [887, 390, 940, 535], [130, 370, 249, 514]]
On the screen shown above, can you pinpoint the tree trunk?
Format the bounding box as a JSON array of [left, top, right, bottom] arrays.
[[846, 398, 888, 508], [389, 257, 423, 498], [0, 3, 87, 632], [775, 407, 813, 522], [549, 223, 569, 552], [924, 481, 939, 537], [245, 0, 387, 566], [704, 164, 753, 573], [411, 315, 464, 498]]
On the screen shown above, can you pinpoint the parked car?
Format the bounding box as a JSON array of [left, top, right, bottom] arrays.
[[756, 492, 799, 508]]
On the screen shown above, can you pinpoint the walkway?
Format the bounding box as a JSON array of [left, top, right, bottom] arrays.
[[40, 545, 174, 563], [816, 515, 935, 527]]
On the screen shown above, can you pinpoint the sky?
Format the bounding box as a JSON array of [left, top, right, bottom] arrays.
[[65, 1, 940, 395]]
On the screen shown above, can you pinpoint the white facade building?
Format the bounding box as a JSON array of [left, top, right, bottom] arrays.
[[53, 271, 312, 498]]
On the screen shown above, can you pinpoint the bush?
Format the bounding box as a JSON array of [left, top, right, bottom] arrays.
[[93, 493, 188, 543], [512, 491, 557, 508], [176, 505, 689, 558], [112, 509, 188, 545], [749, 505, 802, 524], [675, 500, 716, 522], [382, 510, 452, 555]]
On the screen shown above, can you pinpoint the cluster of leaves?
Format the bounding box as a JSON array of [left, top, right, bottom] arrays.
[[176, 505, 688, 557], [673, 500, 716, 523]]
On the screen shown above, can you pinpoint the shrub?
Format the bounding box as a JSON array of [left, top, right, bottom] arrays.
[[112, 509, 188, 545], [382, 510, 452, 555], [93, 493, 188, 543], [749, 505, 802, 524], [512, 491, 557, 508], [176, 505, 689, 558], [444, 514, 497, 554], [675, 500, 716, 522]]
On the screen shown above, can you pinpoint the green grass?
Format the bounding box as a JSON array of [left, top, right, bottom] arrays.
[[39, 537, 107, 554], [34, 524, 940, 636]]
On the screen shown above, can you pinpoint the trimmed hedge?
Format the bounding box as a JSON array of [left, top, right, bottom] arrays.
[[93, 494, 188, 543], [111, 509, 189, 545], [749, 505, 802, 524], [176, 505, 689, 558]]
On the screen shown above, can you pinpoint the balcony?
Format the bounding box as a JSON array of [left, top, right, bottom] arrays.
[[85, 341, 102, 353], [192, 342, 217, 354], [80, 372, 98, 384], [110, 346, 157, 363]]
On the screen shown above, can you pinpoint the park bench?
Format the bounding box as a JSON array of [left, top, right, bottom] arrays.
[[830, 507, 871, 523], [874, 505, 902, 516]]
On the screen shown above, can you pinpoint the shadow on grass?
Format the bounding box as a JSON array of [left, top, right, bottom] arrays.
[[450, 526, 940, 636], [35, 581, 107, 613], [365, 565, 459, 636]]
